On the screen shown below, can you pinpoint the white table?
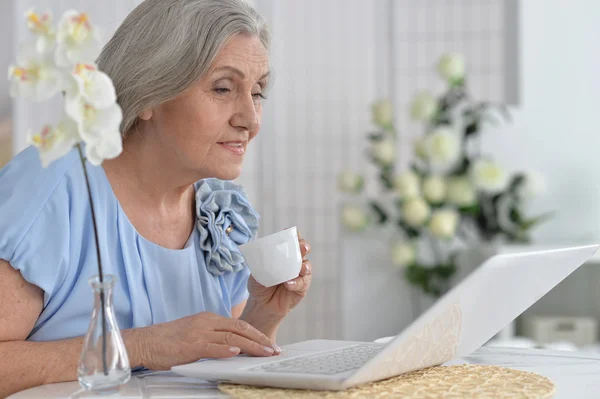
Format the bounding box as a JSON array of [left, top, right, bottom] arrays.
[[9, 347, 600, 398]]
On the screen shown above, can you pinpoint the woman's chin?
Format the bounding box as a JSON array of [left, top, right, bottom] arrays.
[[212, 166, 242, 181]]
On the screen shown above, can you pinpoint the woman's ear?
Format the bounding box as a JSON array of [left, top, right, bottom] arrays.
[[139, 109, 153, 120]]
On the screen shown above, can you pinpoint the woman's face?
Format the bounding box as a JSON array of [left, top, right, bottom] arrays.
[[140, 34, 269, 181]]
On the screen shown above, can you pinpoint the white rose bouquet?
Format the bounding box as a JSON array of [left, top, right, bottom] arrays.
[[338, 53, 552, 296]]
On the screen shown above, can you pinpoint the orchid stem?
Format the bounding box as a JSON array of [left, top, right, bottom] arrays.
[[76, 144, 108, 376]]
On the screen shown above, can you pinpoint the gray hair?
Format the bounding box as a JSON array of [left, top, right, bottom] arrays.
[[96, 0, 271, 137]]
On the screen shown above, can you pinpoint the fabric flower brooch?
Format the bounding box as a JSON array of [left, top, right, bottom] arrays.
[[195, 179, 260, 276]]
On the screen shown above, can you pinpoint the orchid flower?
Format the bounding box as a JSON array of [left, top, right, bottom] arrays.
[[28, 118, 79, 167], [55, 10, 102, 67], [65, 64, 122, 165], [8, 42, 62, 101], [25, 8, 56, 54]]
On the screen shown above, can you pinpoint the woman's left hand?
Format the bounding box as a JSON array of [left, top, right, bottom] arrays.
[[246, 233, 312, 318]]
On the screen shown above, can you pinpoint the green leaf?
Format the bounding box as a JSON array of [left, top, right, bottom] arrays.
[[379, 170, 394, 190], [459, 204, 480, 216], [453, 156, 471, 175], [433, 263, 457, 279], [464, 121, 478, 137], [404, 262, 456, 298], [507, 174, 525, 193], [519, 211, 554, 231], [368, 132, 384, 141], [434, 113, 452, 125], [410, 165, 424, 178], [397, 220, 420, 239], [369, 201, 388, 224]]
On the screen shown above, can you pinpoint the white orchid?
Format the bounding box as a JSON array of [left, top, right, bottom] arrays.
[[402, 197, 430, 227], [55, 11, 102, 67], [25, 8, 56, 54], [422, 175, 446, 204], [10, 9, 124, 168], [424, 127, 462, 173], [470, 159, 510, 195], [338, 171, 364, 194], [65, 94, 122, 142], [371, 138, 396, 166], [64, 63, 123, 166], [28, 118, 79, 167], [428, 209, 459, 239], [341, 204, 369, 232], [8, 42, 63, 101], [65, 65, 121, 136], [394, 171, 420, 199], [391, 241, 416, 268], [447, 176, 477, 207], [69, 63, 117, 108], [84, 130, 123, 166], [64, 97, 122, 166], [371, 99, 394, 129], [410, 92, 438, 121], [437, 53, 466, 84]]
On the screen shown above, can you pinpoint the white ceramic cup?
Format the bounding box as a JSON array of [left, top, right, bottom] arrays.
[[239, 226, 302, 287]]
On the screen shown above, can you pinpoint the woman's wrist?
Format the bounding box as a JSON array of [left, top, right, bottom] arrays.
[[122, 327, 148, 369], [240, 298, 285, 341]]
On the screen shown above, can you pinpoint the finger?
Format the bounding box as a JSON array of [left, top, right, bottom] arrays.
[[209, 331, 277, 357], [213, 317, 281, 354], [193, 342, 242, 359], [298, 260, 312, 276], [284, 274, 311, 292], [299, 239, 311, 257]]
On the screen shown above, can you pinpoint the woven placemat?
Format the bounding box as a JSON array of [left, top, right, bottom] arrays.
[[218, 364, 555, 399]]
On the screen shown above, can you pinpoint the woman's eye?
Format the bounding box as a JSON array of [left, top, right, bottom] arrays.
[[253, 93, 267, 100], [214, 88, 231, 94]]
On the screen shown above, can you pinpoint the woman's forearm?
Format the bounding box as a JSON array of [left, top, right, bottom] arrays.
[[239, 298, 284, 342], [0, 329, 144, 398]]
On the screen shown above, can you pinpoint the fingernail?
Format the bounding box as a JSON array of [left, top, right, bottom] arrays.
[[263, 346, 275, 354], [229, 346, 241, 354], [286, 280, 296, 285], [303, 243, 310, 252], [272, 344, 282, 354], [305, 263, 311, 273]]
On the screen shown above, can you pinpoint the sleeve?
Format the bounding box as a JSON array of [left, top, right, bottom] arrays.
[[229, 264, 251, 307], [0, 146, 76, 307]]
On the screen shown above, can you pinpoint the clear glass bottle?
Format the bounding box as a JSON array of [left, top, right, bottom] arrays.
[[78, 274, 131, 392]]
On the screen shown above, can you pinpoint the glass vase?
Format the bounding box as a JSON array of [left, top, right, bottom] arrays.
[[78, 274, 131, 392]]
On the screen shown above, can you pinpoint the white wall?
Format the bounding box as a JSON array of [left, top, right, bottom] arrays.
[[482, 0, 600, 244], [0, 0, 14, 119]]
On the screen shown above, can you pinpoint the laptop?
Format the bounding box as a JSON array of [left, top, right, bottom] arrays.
[[172, 244, 599, 391]]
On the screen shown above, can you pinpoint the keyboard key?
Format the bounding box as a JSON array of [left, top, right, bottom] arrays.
[[248, 344, 384, 375]]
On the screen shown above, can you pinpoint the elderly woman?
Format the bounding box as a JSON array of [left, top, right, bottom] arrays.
[[0, 0, 313, 396]]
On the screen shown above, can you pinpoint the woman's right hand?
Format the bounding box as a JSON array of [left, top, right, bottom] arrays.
[[136, 312, 282, 370]]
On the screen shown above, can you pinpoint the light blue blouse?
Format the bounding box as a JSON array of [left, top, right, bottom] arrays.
[[0, 146, 258, 342]]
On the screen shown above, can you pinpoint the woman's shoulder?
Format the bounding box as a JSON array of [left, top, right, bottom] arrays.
[[0, 145, 82, 210], [0, 146, 83, 256]]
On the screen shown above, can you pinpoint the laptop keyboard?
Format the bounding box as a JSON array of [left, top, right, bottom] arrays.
[[247, 343, 384, 375]]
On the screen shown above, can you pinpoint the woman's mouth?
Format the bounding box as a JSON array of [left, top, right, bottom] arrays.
[[218, 141, 245, 155]]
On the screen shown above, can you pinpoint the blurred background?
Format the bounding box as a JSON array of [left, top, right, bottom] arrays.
[[2, 0, 600, 351]]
